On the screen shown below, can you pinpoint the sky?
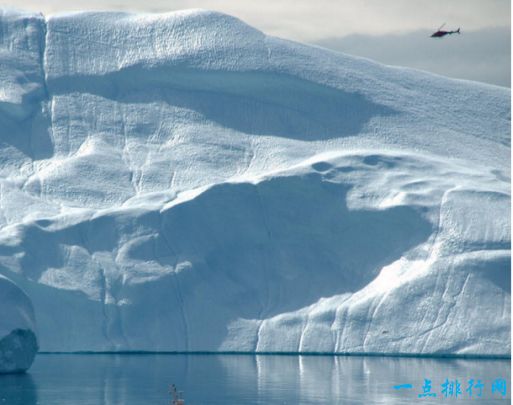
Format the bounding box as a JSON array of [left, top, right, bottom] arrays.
[[4, 0, 511, 87]]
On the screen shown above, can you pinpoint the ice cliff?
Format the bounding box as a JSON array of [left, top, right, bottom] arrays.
[[0, 9, 510, 357]]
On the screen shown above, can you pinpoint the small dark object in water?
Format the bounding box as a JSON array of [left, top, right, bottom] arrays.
[[170, 384, 185, 405]]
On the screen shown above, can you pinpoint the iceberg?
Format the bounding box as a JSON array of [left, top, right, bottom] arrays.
[[0, 275, 38, 373], [0, 8, 509, 357]]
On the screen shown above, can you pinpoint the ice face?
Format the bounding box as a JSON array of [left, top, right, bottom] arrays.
[[0, 9, 509, 356]]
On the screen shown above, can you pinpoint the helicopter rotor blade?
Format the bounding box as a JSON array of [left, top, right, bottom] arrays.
[[437, 22, 446, 31]]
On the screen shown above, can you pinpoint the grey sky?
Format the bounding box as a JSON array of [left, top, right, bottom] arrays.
[[317, 27, 511, 87], [4, 0, 511, 86]]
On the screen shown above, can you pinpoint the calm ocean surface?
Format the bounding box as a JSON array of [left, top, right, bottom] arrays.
[[0, 354, 510, 404]]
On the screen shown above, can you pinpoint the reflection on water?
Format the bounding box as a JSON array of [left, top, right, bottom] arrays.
[[0, 373, 37, 405], [0, 354, 510, 404]]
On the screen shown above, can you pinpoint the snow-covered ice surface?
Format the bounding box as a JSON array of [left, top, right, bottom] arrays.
[[0, 9, 509, 356], [0, 275, 38, 373]]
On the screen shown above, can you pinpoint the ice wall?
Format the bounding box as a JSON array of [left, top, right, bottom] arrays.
[[0, 9, 509, 356]]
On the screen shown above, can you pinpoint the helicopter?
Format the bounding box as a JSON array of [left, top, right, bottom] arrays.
[[431, 23, 460, 38]]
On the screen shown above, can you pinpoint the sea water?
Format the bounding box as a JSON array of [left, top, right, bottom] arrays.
[[0, 354, 510, 404]]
